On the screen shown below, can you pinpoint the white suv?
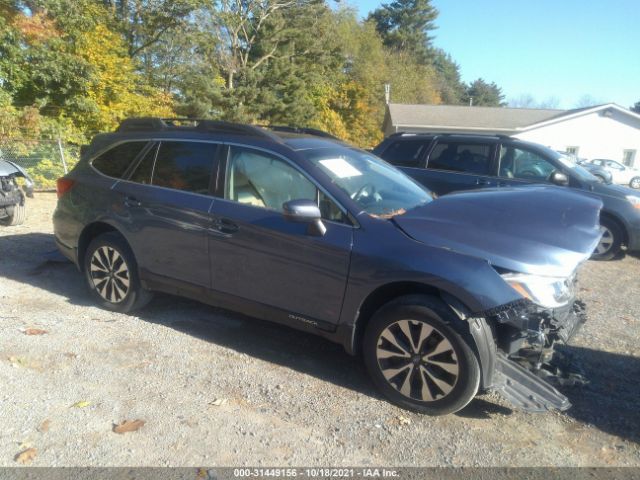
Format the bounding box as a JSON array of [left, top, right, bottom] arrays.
[[590, 159, 640, 189]]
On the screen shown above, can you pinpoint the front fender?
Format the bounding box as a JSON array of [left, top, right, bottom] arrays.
[[338, 222, 522, 353]]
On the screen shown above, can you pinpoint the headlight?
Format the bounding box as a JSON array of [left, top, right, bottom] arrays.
[[626, 195, 640, 210], [501, 272, 574, 309]]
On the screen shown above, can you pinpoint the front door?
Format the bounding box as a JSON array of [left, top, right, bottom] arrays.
[[113, 140, 218, 287], [208, 145, 353, 326], [496, 144, 562, 188]]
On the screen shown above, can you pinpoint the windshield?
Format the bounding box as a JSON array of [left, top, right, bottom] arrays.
[[541, 146, 599, 182], [304, 148, 433, 217]]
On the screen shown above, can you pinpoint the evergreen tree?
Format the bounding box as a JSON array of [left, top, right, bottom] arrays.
[[464, 78, 505, 107], [367, 0, 438, 64]]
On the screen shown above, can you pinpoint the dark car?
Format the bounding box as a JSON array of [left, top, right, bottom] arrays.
[[374, 133, 640, 260], [54, 118, 602, 416], [0, 158, 34, 226]]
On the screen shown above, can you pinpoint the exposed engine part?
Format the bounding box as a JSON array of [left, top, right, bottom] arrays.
[[490, 298, 588, 398]]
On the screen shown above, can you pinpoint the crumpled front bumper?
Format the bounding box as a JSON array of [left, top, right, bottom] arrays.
[[485, 299, 588, 412]]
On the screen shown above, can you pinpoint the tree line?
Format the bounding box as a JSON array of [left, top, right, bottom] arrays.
[[0, 0, 506, 147]]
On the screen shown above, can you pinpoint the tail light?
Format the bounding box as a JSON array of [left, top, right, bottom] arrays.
[[56, 177, 75, 198]]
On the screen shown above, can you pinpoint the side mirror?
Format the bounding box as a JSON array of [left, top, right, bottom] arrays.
[[550, 171, 570, 187], [283, 199, 326, 236]]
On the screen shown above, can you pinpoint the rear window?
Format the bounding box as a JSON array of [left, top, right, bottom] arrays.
[[92, 141, 148, 178], [379, 140, 427, 167], [427, 142, 493, 175], [152, 141, 217, 194]]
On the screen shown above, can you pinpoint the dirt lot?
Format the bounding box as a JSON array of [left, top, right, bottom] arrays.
[[0, 192, 639, 467]]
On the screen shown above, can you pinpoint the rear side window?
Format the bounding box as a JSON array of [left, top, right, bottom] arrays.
[[427, 142, 493, 175], [130, 143, 158, 185], [92, 141, 148, 178], [152, 141, 217, 194], [379, 140, 427, 167]]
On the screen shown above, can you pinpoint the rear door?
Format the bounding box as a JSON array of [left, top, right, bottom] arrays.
[[376, 138, 440, 191], [423, 140, 498, 195], [207, 145, 353, 327], [112, 140, 218, 288]]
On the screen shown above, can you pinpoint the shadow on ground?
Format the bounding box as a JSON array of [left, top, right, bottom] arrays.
[[556, 344, 640, 444], [1, 232, 639, 439]]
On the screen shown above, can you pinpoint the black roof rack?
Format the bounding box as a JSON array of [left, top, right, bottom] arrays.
[[389, 131, 509, 139], [116, 117, 282, 142], [264, 125, 338, 140], [388, 131, 441, 137]]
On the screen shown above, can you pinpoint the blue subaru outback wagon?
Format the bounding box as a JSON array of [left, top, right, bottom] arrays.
[[54, 118, 602, 415]]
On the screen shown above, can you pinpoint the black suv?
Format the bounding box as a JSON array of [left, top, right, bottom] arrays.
[[374, 133, 640, 260], [54, 118, 602, 415]]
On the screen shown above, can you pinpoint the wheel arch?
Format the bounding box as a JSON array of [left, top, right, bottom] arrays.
[[77, 221, 128, 270], [349, 281, 475, 356]]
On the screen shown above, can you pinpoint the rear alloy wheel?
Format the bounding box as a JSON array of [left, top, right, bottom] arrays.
[[592, 219, 623, 261], [84, 233, 152, 312], [89, 246, 131, 304], [363, 296, 480, 415], [630, 177, 640, 189]]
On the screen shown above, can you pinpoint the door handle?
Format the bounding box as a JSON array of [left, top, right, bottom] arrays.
[[476, 179, 492, 186], [217, 218, 239, 234], [124, 196, 142, 207], [209, 217, 239, 235]]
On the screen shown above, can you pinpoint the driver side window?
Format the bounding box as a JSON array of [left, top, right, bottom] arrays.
[[224, 146, 346, 222], [499, 146, 557, 182]]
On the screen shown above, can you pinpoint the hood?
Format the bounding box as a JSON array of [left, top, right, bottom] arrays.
[[393, 186, 602, 278], [0, 160, 35, 196], [589, 180, 639, 198]]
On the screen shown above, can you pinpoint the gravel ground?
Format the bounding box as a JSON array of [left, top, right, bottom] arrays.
[[0, 193, 639, 467]]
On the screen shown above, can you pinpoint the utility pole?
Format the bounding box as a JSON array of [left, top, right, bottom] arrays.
[[384, 84, 391, 105], [57, 136, 68, 174]]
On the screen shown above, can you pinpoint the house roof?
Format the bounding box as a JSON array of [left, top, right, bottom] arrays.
[[385, 103, 640, 133]]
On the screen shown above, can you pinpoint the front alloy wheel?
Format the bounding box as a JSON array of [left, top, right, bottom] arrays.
[[376, 320, 459, 401], [363, 296, 480, 415], [592, 218, 622, 261]]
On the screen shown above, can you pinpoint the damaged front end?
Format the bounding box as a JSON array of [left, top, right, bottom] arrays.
[[483, 277, 588, 412], [0, 159, 34, 224]]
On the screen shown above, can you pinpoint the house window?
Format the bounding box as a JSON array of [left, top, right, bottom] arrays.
[[623, 150, 637, 167], [565, 146, 580, 157]]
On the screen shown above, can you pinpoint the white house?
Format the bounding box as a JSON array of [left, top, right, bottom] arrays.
[[382, 103, 640, 167]]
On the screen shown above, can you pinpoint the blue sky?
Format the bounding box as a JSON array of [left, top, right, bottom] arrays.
[[351, 0, 640, 109]]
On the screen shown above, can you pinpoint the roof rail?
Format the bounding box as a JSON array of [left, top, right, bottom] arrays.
[[116, 117, 282, 142], [388, 131, 440, 137], [264, 125, 338, 139]]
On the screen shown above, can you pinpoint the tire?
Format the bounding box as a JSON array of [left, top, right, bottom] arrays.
[[363, 295, 480, 416], [0, 203, 26, 226], [630, 177, 640, 189], [591, 218, 623, 261], [83, 232, 153, 313]]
